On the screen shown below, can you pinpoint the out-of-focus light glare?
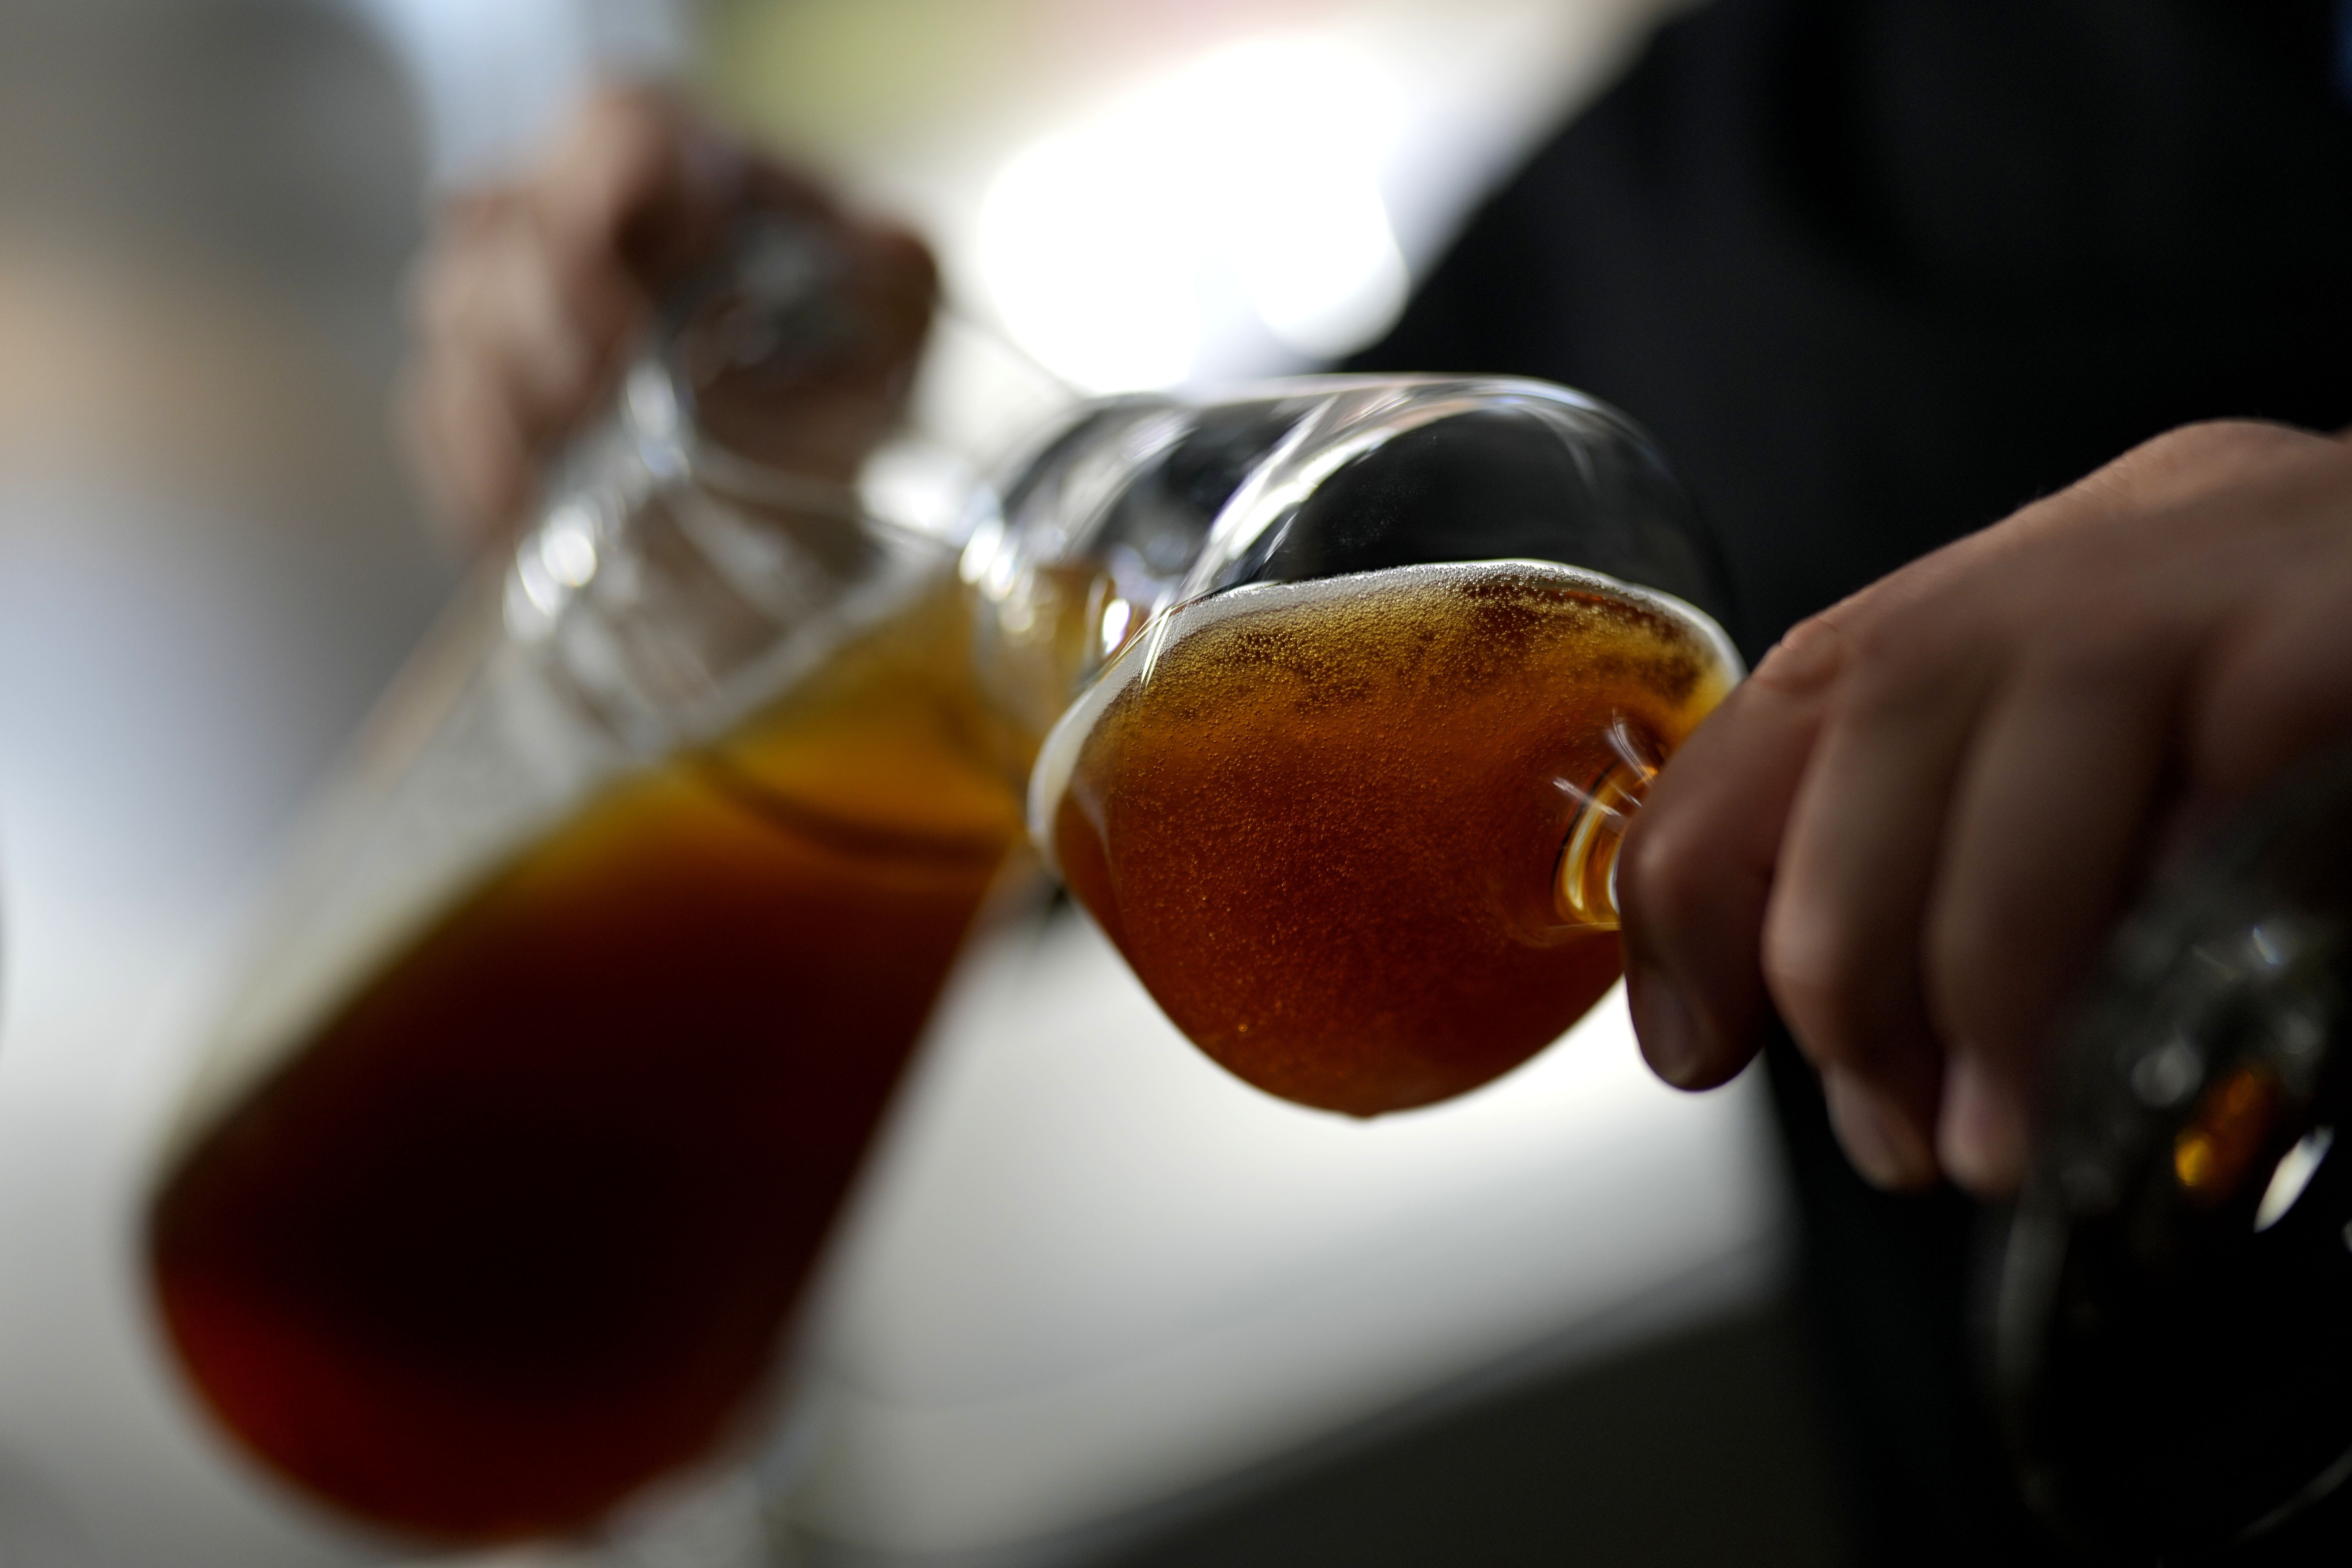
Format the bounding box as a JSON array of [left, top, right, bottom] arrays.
[[977, 37, 1407, 391], [1199, 40, 1409, 358], [978, 129, 1201, 392], [1098, 597, 1133, 656], [539, 503, 599, 587], [2256, 1125, 2335, 1232], [1237, 171, 1408, 358]]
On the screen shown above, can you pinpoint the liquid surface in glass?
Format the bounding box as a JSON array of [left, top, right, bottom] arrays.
[[1042, 560, 1736, 1116], [149, 583, 1025, 1544]]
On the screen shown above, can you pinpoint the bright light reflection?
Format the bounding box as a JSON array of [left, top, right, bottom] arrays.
[[977, 37, 1407, 391], [539, 504, 599, 587], [1211, 43, 1409, 357], [978, 130, 1201, 392], [1098, 597, 1133, 655], [2256, 1125, 2334, 1233]]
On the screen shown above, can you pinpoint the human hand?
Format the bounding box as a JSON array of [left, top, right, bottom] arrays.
[[1619, 420, 2352, 1197], [399, 84, 934, 549]]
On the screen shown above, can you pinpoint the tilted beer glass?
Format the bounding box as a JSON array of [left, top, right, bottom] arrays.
[[143, 217, 1060, 1546], [972, 377, 1744, 1116]]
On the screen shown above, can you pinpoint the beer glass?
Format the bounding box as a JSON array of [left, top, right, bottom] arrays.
[[143, 216, 1064, 1548], [1992, 745, 2352, 1559], [973, 377, 1743, 1117]]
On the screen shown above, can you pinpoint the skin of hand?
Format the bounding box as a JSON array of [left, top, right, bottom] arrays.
[[398, 84, 934, 549], [1618, 419, 2352, 1198]]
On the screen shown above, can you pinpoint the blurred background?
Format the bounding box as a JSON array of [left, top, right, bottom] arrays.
[[0, 1, 1847, 1564]]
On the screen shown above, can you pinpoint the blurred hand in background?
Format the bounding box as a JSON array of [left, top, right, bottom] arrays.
[[399, 83, 934, 548]]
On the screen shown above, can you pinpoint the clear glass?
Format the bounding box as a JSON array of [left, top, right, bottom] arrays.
[[141, 216, 1064, 1551], [971, 376, 1744, 1116]]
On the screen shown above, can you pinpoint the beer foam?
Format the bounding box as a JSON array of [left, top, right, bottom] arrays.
[[1027, 558, 1739, 873]]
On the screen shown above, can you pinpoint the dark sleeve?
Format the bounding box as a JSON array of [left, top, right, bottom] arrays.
[[1351, 0, 2352, 663]]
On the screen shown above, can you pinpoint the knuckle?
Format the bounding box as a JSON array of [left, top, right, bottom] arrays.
[[1828, 599, 1995, 726], [2085, 419, 2331, 511], [1840, 613, 1914, 682], [1748, 613, 1848, 697], [2145, 417, 2316, 466]]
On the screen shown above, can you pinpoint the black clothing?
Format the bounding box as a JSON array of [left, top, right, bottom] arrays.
[[1353, 2, 2352, 1562], [1363, 0, 2352, 663]]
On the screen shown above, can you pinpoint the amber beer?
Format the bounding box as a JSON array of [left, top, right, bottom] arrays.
[[148, 584, 1026, 1543], [1040, 561, 1737, 1117]]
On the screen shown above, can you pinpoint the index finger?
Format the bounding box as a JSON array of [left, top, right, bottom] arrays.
[[1619, 616, 1846, 1090]]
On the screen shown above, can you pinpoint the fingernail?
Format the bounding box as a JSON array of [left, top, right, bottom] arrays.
[[1631, 965, 1706, 1087], [1823, 1068, 1937, 1190], [1938, 1055, 2028, 1197]]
